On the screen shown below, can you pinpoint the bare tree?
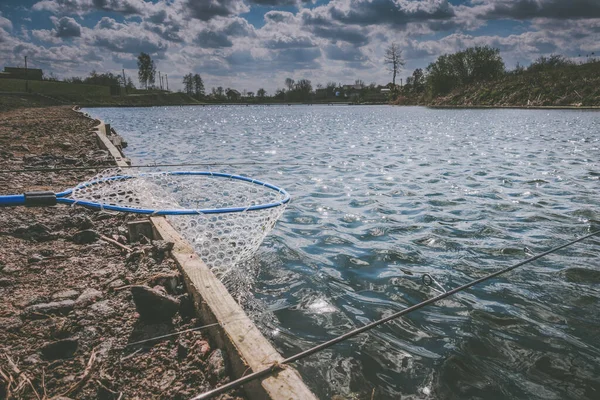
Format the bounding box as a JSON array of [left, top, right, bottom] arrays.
[[285, 78, 295, 91], [384, 42, 405, 87]]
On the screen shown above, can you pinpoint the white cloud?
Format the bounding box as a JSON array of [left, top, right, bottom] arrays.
[[7, 0, 599, 92], [0, 13, 13, 32]]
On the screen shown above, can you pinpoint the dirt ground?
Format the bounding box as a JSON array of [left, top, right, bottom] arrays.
[[0, 107, 245, 399]]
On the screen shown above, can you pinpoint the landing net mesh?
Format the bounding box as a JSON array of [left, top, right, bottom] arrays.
[[68, 169, 288, 275]]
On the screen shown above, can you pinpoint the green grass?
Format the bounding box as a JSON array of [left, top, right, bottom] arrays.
[[0, 79, 110, 97], [0, 78, 202, 109], [399, 60, 600, 107]]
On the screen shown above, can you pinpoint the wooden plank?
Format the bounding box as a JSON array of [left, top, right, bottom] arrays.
[[127, 220, 154, 242], [150, 216, 317, 400], [93, 122, 130, 167]]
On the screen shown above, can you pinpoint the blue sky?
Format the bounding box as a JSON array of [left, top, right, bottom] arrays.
[[0, 1, 598, 92]]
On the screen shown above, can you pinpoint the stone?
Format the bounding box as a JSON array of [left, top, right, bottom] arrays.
[[71, 215, 94, 230], [107, 279, 126, 290], [206, 349, 226, 382], [24, 300, 75, 319], [152, 240, 174, 255], [72, 229, 99, 244], [52, 289, 80, 300], [75, 288, 102, 307], [0, 277, 12, 287], [130, 285, 180, 321], [192, 339, 211, 359], [40, 339, 78, 360], [14, 223, 54, 241], [28, 254, 44, 264], [90, 300, 113, 318], [2, 264, 21, 273]]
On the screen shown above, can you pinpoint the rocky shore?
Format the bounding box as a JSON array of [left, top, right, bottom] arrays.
[[0, 107, 244, 399]]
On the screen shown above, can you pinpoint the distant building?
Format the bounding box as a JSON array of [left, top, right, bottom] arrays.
[[0, 67, 44, 80], [342, 83, 365, 91]]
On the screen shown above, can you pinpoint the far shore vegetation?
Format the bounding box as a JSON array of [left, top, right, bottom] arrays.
[[1, 47, 599, 110]]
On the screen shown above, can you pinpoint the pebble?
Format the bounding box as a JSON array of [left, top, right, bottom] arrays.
[[75, 288, 103, 307], [2, 264, 22, 273], [195, 340, 211, 359], [52, 289, 80, 300], [0, 277, 13, 287], [14, 222, 54, 241], [206, 349, 226, 382], [72, 229, 99, 244], [24, 300, 75, 319], [90, 300, 113, 318], [107, 279, 126, 290], [28, 254, 44, 264], [152, 240, 174, 255], [130, 285, 180, 321]]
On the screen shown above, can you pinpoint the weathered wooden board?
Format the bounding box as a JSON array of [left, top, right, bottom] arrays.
[[150, 216, 317, 400]]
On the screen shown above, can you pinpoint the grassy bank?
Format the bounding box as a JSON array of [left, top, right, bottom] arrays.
[[0, 91, 201, 111], [397, 59, 600, 107]]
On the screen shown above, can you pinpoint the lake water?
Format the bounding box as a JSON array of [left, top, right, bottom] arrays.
[[86, 105, 600, 400]]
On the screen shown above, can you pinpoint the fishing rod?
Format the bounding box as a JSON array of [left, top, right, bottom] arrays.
[[190, 230, 600, 400]]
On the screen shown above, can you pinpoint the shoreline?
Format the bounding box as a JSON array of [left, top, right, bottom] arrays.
[[426, 104, 600, 110], [0, 106, 246, 399], [83, 107, 319, 400], [85, 102, 600, 110]]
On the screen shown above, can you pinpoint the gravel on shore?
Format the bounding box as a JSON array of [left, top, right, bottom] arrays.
[[0, 106, 245, 400]]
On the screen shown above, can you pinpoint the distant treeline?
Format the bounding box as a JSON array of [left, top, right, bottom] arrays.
[[64, 71, 135, 89], [398, 46, 599, 106]]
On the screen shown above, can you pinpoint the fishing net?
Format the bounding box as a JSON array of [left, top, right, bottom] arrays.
[[68, 169, 289, 274]]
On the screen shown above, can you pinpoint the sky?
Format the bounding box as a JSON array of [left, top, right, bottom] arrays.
[[0, 0, 599, 93]]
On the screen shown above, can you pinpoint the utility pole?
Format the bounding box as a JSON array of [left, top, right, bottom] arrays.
[[158, 71, 162, 90], [122, 68, 127, 94], [24, 56, 28, 93], [166, 74, 169, 92]]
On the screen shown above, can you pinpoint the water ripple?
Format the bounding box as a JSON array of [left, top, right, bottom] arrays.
[[87, 105, 600, 400]]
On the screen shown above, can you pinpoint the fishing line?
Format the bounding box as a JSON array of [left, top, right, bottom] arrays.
[[190, 229, 600, 400]]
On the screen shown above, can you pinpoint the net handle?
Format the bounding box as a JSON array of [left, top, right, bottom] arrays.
[[0, 171, 290, 214]]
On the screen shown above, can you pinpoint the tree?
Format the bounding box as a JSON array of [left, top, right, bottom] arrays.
[[274, 88, 285, 101], [426, 46, 505, 96], [137, 52, 156, 90], [528, 54, 572, 73], [126, 77, 135, 89], [183, 73, 194, 95], [355, 79, 365, 87], [384, 42, 405, 87], [285, 78, 295, 91], [257, 88, 266, 98], [411, 68, 425, 92], [193, 73, 205, 97]]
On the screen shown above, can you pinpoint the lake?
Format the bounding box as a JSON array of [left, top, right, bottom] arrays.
[[86, 105, 600, 400]]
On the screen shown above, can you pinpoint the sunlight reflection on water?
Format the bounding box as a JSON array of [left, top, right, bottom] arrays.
[[87, 105, 600, 400]]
